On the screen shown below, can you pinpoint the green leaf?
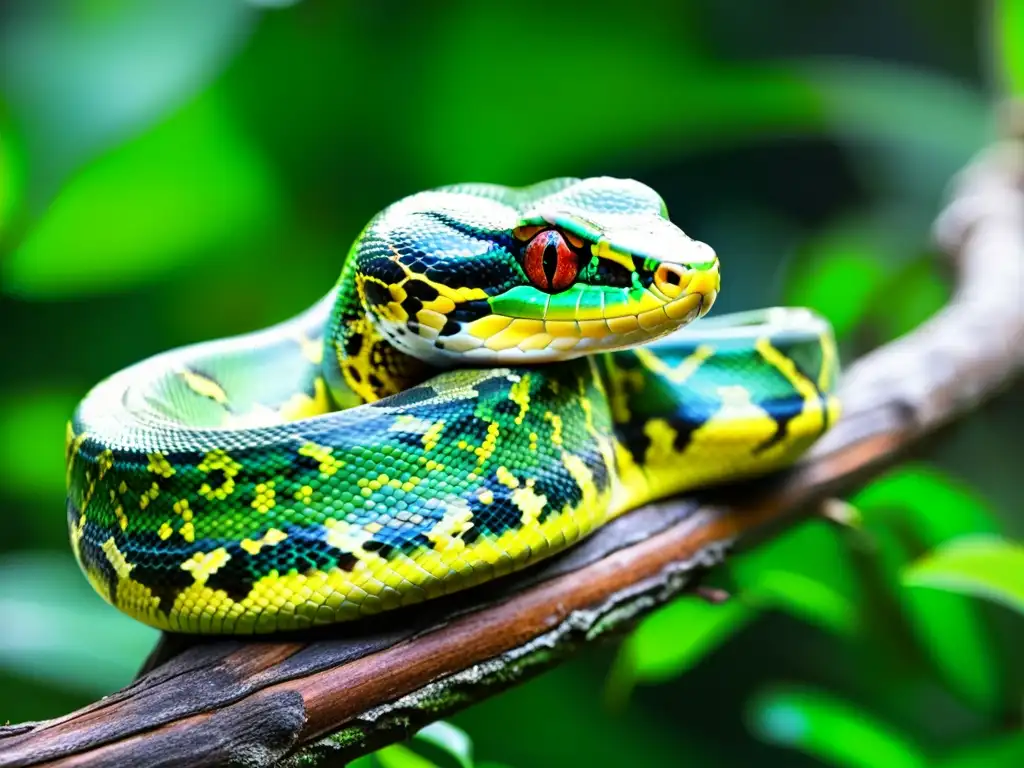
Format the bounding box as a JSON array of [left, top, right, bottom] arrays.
[[748, 687, 927, 768], [365, 722, 475, 768], [729, 520, 864, 637], [3, 88, 281, 298], [895, 585, 999, 713], [998, 0, 1024, 96], [0, 552, 159, 695], [607, 596, 755, 706], [746, 570, 860, 636], [852, 465, 1001, 542], [903, 535, 1024, 615], [623, 597, 755, 682], [414, 722, 474, 768], [375, 745, 441, 768], [852, 466, 1003, 713]]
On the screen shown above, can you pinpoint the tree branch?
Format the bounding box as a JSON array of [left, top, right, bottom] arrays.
[[2, 123, 1022, 768]]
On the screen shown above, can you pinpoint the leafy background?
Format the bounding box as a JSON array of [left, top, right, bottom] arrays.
[[0, 1, 1021, 766]]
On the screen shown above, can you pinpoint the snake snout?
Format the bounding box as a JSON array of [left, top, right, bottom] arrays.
[[656, 255, 720, 323]]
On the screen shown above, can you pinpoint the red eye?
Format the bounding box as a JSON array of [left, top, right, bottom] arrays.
[[523, 230, 579, 293]]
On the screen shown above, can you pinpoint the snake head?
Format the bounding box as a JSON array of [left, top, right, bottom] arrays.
[[357, 176, 719, 365]]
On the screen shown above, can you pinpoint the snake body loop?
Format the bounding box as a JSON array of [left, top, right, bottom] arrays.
[[65, 178, 840, 634]]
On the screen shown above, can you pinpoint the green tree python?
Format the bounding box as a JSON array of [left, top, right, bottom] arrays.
[[65, 177, 840, 635]]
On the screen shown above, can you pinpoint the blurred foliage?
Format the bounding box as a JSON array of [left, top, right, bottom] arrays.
[[998, 0, 1024, 95], [749, 686, 929, 768], [904, 536, 1024, 616], [4, 88, 280, 297], [0, 1, 1020, 766], [347, 721, 513, 768]]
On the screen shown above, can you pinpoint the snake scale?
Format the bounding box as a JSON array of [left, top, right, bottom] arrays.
[[65, 177, 840, 635]]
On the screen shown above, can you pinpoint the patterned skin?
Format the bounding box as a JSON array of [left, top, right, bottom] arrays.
[[65, 178, 840, 634]]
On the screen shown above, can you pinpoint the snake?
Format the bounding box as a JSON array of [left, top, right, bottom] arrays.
[[64, 177, 840, 635]]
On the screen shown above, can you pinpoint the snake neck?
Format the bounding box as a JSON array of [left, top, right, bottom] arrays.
[[322, 258, 436, 409]]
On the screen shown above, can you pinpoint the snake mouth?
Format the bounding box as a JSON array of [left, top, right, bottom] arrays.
[[387, 258, 720, 364]]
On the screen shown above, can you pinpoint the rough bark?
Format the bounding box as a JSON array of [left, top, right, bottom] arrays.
[[1, 122, 1022, 768]]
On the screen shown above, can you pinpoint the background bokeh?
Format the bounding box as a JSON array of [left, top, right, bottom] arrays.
[[1, 2, 1022, 766]]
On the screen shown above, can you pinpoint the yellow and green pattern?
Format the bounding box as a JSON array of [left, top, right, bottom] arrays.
[[65, 177, 840, 634]]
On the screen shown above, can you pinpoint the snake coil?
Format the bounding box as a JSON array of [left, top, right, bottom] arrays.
[[65, 177, 839, 634]]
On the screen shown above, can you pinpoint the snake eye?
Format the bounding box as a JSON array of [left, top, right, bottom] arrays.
[[523, 230, 579, 293]]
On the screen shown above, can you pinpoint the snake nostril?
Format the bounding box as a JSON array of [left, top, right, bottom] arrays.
[[654, 264, 689, 294]]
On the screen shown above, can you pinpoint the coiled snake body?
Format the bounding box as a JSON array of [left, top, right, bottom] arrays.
[[65, 178, 840, 634]]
